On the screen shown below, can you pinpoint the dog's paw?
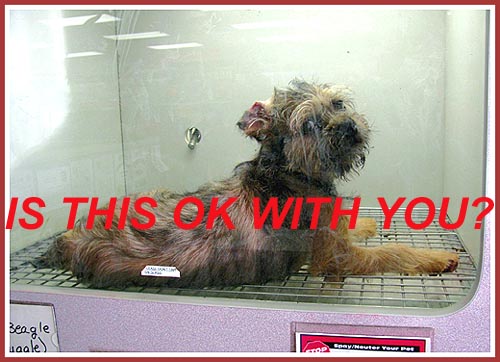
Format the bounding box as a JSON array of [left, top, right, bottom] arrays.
[[351, 218, 378, 240], [426, 250, 459, 274], [443, 254, 459, 272]]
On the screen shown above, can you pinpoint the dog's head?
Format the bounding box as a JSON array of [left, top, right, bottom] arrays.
[[237, 79, 370, 179]]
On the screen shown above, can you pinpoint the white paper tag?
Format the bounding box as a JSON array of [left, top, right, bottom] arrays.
[[141, 265, 181, 278]]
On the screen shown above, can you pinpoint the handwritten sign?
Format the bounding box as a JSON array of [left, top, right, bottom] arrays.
[[10, 303, 59, 353]]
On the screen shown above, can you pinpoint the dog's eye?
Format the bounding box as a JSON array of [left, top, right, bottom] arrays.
[[301, 117, 323, 135], [332, 100, 345, 111]]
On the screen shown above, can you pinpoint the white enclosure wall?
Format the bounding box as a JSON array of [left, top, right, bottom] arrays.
[[8, 8, 487, 263], [118, 9, 449, 200], [115, 9, 487, 261], [442, 10, 487, 261]]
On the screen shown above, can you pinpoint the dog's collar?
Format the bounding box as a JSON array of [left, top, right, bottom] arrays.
[[289, 171, 335, 196]]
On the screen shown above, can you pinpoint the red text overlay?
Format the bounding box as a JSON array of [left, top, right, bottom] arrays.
[[5, 196, 494, 231]]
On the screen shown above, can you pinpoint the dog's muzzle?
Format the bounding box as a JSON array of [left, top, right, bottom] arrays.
[[337, 118, 364, 145]]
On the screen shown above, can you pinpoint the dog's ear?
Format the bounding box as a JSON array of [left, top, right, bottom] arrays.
[[238, 117, 268, 139], [237, 102, 271, 141]]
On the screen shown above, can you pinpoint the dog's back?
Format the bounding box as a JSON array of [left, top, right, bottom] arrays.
[[36, 176, 312, 288]]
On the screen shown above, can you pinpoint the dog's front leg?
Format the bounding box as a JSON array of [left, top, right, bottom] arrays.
[[349, 217, 378, 241], [345, 216, 459, 275], [309, 216, 459, 276], [309, 216, 353, 276], [346, 244, 459, 275]]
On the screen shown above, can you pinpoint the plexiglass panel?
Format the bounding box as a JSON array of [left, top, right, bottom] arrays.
[[8, 7, 488, 309], [9, 10, 125, 252]]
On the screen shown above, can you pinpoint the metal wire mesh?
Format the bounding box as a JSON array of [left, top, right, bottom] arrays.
[[10, 208, 476, 308]]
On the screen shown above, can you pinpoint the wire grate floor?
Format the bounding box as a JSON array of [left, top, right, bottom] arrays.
[[10, 208, 477, 309]]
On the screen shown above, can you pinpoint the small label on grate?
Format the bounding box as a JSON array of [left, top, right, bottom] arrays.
[[141, 265, 180, 278]]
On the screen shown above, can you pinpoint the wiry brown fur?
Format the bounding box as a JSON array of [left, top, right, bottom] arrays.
[[38, 80, 458, 288]]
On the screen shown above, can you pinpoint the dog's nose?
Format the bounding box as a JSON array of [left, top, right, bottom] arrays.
[[339, 119, 362, 144]]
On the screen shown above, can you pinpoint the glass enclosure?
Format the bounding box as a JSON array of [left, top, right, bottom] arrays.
[[8, 7, 490, 310]]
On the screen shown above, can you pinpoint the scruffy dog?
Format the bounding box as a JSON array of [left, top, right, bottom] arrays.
[[39, 80, 459, 288]]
